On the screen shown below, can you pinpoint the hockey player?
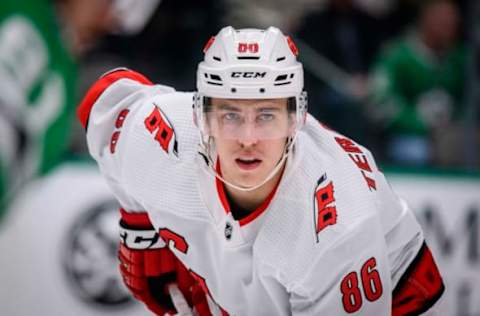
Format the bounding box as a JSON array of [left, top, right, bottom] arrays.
[[78, 26, 444, 315]]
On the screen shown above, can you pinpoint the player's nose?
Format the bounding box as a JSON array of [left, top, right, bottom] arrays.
[[237, 122, 258, 147]]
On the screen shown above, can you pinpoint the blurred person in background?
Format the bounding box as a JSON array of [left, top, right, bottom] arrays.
[[295, 0, 386, 145], [222, 0, 320, 32], [113, 0, 224, 91], [0, 0, 158, 219], [368, 0, 466, 167]]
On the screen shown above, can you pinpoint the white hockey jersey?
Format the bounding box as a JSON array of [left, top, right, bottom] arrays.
[[79, 69, 444, 315]]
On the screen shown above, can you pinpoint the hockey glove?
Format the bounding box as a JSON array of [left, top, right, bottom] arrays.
[[118, 209, 213, 316]]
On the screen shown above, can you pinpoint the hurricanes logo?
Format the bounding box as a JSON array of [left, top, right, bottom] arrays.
[[144, 104, 179, 156], [313, 173, 338, 242]]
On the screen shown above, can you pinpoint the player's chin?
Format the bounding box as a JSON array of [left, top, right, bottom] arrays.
[[235, 176, 263, 188], [234, 170, 269, 188]]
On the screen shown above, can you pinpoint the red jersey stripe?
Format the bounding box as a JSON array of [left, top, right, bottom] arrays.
[[392, 242, 445, 316], [77, 69, 153, 129]]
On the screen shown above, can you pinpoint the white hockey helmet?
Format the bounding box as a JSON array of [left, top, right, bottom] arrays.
[[194, 26, 307, 138]]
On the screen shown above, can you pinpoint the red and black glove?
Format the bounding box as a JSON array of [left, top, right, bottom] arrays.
[[118, 209, 212, 316]]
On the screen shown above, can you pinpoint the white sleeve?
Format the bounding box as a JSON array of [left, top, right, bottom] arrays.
[[79, 68, 175, 212], [373, 168, 425, 288], [353, 147, 424, 289], [365, 150, 444, 314]]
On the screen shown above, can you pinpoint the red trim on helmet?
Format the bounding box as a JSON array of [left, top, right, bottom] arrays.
[[203, 36, 215, 53], [286, 36, 299, 56], [77, 69, 153, 129]]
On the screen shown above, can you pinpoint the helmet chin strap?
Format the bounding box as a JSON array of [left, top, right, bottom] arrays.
[[199, 135, 296, 192]]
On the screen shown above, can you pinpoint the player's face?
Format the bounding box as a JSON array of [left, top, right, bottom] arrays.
[[209, 98, 291, 187]]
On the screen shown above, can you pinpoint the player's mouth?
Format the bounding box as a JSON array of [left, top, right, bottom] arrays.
[[235, 158, 262, 171]]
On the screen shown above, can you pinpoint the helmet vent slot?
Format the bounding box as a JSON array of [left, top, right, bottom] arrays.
[[237, 56, 260, 60], [210, 74, 222, 81], [206, 81, 223, 86], [274, 81, 292, 86], [275, 74, 288, 81], [276, 56, 286, 62], [213, 56, 222, 61]]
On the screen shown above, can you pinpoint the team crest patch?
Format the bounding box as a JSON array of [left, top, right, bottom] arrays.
[[313, 173, 337, 241], [144, 104, 178, 156]]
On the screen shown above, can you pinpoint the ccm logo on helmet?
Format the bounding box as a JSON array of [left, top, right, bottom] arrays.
[[231, 72, 267, 78]]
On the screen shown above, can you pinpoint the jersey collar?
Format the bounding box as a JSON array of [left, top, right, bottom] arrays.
[[215, 160, 282, 227]]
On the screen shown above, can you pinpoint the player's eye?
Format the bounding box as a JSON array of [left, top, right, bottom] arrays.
[[257, 113, 275, 123], [222, 112, 241, 122]]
